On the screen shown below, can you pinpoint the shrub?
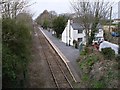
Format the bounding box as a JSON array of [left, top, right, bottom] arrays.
[[115, 55, 120, 69], [84, 47, 89, 54], [73, 40, 78, 49], [91, 80, 106, 88], [52, 16, 67, 38], [116, 55, 120, 61], [80, 47, 89, 56], [101, 47, 115, 60], [2, 18, 32, 88], [80, 51, 87, 56], [80, 55, 98, 74], [73, 40, 77, 45], [82, 74, 89, 81]]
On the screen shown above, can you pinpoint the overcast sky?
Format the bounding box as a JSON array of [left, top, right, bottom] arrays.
[[27, 0, 120, 20]]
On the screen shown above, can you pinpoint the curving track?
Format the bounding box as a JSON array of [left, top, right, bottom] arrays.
[[34, 27, 73, 88]]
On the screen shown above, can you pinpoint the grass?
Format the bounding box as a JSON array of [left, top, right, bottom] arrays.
[[80, 50, 87, 56], [82, 74, 89, 81], [79, 55, 99, 70], [91, 80, 106, 88]]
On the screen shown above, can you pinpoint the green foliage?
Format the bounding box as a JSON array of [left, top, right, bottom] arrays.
[[79, 47, 119, 88], [91, 80, 106, 88], [52, 16, 67, 38], [84, 47, 89, 54], [89, 21, 98, 45], [73, 40, 77, 45], [88, 56, 98, 65], [2, 18, 32, 87], [73, 40, 78, 49], [80, 55, 98, 73], [101, 47, 115, 60], [42, 19, 49, 29], [82, 74, 89, 81], [80, 51, 87, 56], [116, 55, 120, 62], [80, 47, 89, 56]]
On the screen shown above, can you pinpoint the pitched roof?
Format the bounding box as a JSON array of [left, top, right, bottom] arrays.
[[71, 23, 84, 31]]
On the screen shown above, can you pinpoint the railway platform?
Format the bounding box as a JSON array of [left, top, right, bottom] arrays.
[[39, 27, 81, 83]]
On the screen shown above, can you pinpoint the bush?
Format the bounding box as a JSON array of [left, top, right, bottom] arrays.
[[80, 55, 98, 74], [84, 47, 89, 54], [52, 16, 67, 38], [115, 55, 120, 70], [75, 43, 78, 49], [80, 47, 89, 55], [91, 80, 106, 88], [115, 55, 120, 61], [101, 47, 115, 60], [73, 40, 78, 49], [80, 51, 87, 56], [2, 18, 32, 88], [82, 74, 89, 81]]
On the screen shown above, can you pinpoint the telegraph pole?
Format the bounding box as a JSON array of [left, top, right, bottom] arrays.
[[118, 22, 120, 54], [118, 1, 120, 54], [108, 6, 112, 41]]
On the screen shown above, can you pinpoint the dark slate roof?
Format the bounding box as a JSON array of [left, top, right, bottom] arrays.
[[71, 23, 84, 31]]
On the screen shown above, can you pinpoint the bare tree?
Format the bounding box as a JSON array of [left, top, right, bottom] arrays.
[[1, 0, 30, 19], [71, 0, 112, 46]]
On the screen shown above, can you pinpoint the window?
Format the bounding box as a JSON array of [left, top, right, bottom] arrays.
[[78, 30, 82, 33], [78, 38, 82, 42]]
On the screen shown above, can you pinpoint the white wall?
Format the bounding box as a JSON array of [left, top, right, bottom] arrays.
[[62, 20, 104, 46], [62, 19, 86, 46], [72, 29, 86, 44], [62, 27, 67, 44], [62, 20, 70, 45]]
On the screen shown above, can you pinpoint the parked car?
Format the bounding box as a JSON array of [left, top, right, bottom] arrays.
[[111, 32, 120, 37]]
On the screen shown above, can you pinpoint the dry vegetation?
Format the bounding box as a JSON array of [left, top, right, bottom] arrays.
[[77, 47, 119, 88]]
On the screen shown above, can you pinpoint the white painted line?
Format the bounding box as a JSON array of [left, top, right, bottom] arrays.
[[39, 27, 77, 83]]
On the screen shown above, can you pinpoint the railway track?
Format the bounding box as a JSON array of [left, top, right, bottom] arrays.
[[34, 27, 73, 88]]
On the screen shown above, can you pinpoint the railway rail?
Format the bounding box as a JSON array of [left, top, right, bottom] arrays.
[[34, 27, 73, 88]]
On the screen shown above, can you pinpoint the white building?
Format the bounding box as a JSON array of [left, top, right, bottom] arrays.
[[62, 20, 86, 46], [62, 20, 104, 46], [112, 19, 120, 24]]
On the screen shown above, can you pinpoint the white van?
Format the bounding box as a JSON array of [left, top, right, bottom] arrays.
[[99, 41, 119, 54]]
